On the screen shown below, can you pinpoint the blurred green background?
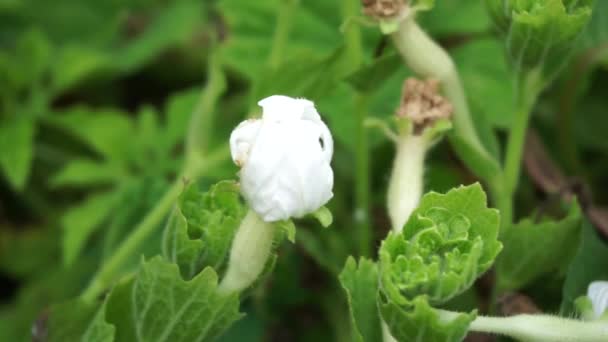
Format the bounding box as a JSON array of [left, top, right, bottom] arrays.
[[1, 0, 607, 341]]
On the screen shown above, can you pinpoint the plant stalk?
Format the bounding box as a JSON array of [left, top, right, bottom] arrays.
[[439, 310, 608, 342], [219, 210, 276, 294], [500, 71, 541, 230], [391, 16, 500, 183], [387, 134, 427, 232]]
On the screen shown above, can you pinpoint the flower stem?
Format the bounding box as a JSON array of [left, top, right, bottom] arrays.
[[504, 105, 533, 199], [387, 134, 426, 232], [440, 310, 608, 341], [219, 209, 276, 294], [391, 17, 500, 183], [501, 71, 541, 230]]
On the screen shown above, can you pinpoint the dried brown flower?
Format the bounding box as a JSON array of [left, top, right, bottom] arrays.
[[362, 0, 406, 19], [396, 78, 453, 134]]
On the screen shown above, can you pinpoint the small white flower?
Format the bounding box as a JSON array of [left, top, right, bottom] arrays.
[[588, 281, 608, 319], [230, 95, 334, 222]]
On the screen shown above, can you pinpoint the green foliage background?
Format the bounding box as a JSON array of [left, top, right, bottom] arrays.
[[1, 0, 607, 341]]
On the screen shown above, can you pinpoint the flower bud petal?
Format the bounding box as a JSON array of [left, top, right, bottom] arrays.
[[588, 281, 608, 319], [230, 95, 334, 222]]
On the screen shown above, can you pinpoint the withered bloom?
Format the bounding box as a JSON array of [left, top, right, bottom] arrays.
[[362, 0, 406, 19], [396, 78, 453, 134]]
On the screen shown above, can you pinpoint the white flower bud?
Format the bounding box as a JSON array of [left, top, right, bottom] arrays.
[[588, 281, 608, 319], [230, 95, 334, 222]]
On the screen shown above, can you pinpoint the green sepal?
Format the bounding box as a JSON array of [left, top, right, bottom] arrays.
[[379, 295, 476, 342], [380, 19, 401, 35], [311, 206, 333, 228], [379, 184, 502, 306], [422, 118, 453, 145], [395, 116, 452, 143], [275, 219, 296, 243]]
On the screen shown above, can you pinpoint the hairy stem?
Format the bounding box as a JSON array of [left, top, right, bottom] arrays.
[[501, 71, 541, 229], [439, 310, 608, 341], [391, 17, 500, 183], [219, 210, 276, 294], [387, 135, 427, 232]]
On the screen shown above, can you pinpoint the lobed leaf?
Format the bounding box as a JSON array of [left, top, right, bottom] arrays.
[[339, 257, 382, 342], [379, 184, 502, 306], [62, 190, 121, 265], [561, 220, 608, 314], [0, 115, 36, 190], [380, 296, 475, 342], [46, 300, 114, 342], [485, 0, 595, 82], [496, 202, 582, 291], [162, 181, 245, 279], [105, 257, 243, 342]]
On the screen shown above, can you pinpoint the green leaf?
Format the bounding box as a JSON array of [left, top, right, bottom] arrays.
[[420, 0, 491, 37], [14, 29, 52, 87], [48, 107, 134, 161], [101, 177, 169, 261], [114, 0, 205, 73], [580, 0, 608, 51], [380, 296, 475, 342], [51, 158, 125, 188], [62, 190, 119, 265], [486, 0, 594, 82], [0, 115, 35, 190], [346, 53, 404, 93], [47, 300, 114, 342], [496, 202, 583, 291], [164, 88, 200, 151], [105, 257, 243, 342], [253, 47, 351, 104], [453, 38, 516, 129], [218, 0, 343, 80], [0, 227, 58, 279], [162, 181, 245, 279], [51, 45, 112, 94], [0, 252, 96, 342], [561, 220, 608, 314], [339, 257, 382, 342], [379, 183, 502, 305]]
